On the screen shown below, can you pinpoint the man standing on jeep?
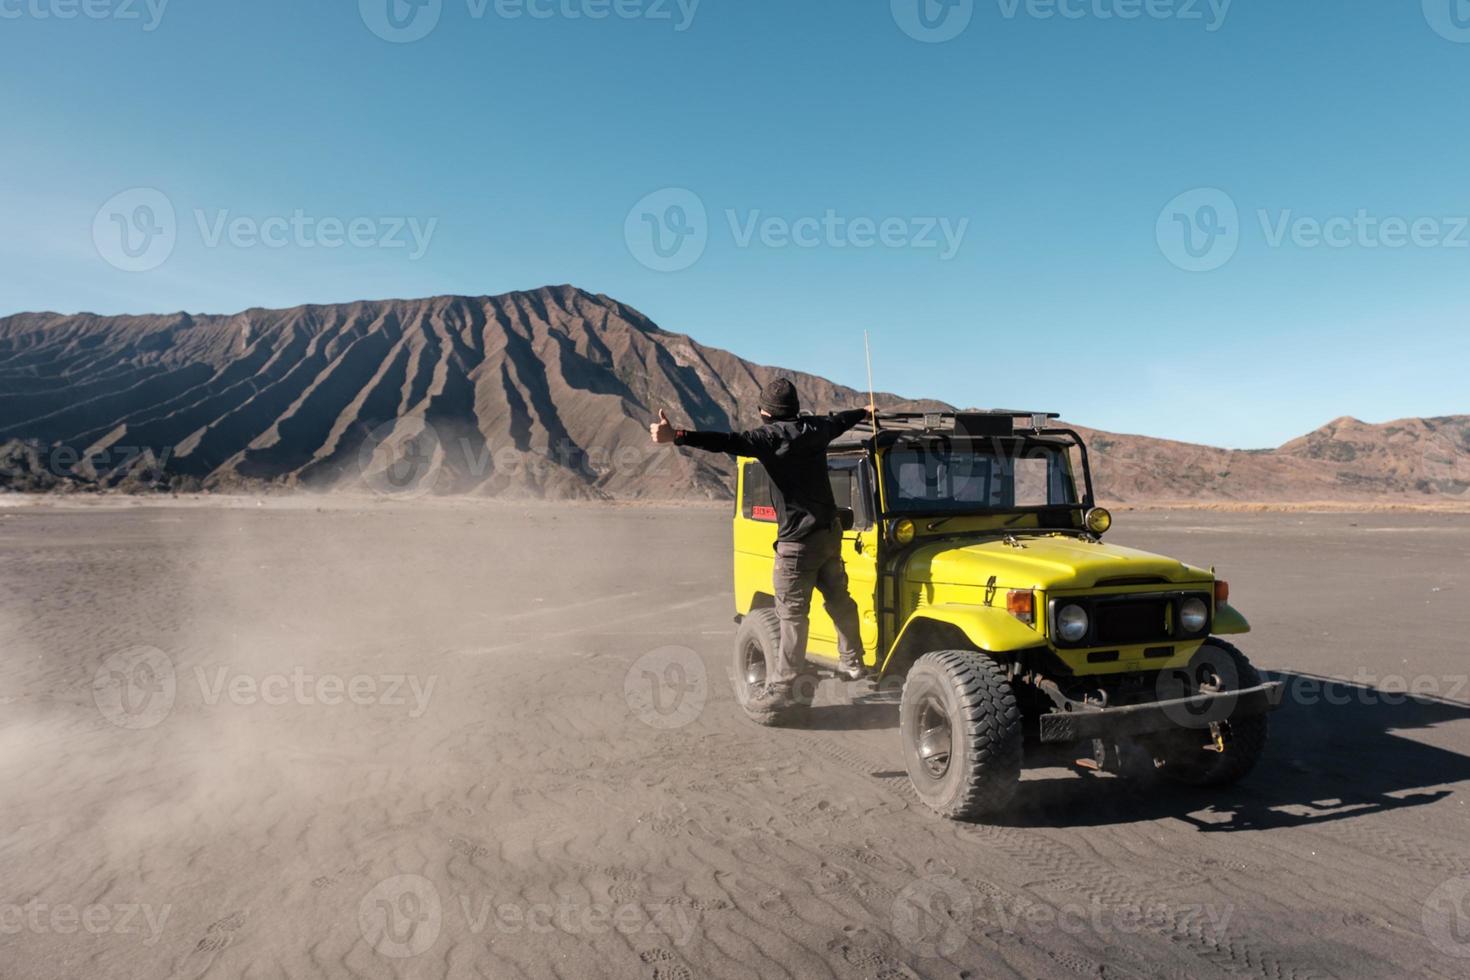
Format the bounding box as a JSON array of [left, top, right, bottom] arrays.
[[650, 378, 871, 714]]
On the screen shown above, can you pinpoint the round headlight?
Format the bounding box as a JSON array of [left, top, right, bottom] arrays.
[[1179, 597, 1208, 633], [1084, 507, 1112, 534], [891, 518, 916, 546], [1056, 604, 1089, 643]]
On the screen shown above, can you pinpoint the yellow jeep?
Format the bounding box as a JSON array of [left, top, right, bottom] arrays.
[[730, 411, 1283, 820]]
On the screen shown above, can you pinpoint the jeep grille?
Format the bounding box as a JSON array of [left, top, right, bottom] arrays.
[[1094, 598, 1169, 645], [1047, 591, 1211, 649]]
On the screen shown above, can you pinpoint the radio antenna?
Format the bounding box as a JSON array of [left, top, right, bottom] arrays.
[[864, 330, 880, 433]]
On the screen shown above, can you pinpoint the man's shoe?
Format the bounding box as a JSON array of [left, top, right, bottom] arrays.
[[837, 655, 870, 681], [750, 682, 794, 708], [742, 681, 811, 728]]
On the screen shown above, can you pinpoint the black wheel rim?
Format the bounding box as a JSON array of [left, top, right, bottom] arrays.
[[741, 640, 766, 689], [913, 693, 953, 780]]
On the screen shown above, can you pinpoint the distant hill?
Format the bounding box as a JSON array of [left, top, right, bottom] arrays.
[[0, 286, 933, 498], [1, 286, 1466, 504], [1071, 416, 1470, 504]]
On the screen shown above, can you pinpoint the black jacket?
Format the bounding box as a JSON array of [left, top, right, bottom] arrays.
[[675, 409, 868, 542]]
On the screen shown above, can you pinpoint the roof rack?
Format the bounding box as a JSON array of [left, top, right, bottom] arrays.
[[877, 410, 1058, 424], [842, 410, 1062, 439]]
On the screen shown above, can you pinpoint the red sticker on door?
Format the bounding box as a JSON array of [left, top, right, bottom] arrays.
[[751, 505, 777, 522]]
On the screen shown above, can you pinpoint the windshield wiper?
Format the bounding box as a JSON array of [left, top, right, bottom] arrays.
[[926, 511, 1031, 532]]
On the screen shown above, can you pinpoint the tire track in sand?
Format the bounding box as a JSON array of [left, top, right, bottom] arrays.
[[799, 731, 1335, 980]]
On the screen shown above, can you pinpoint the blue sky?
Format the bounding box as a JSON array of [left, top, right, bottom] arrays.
[[2, 0, 1467, 448]]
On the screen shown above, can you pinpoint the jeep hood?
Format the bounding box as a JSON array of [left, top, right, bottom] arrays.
[[911, 534, 1211, 592]]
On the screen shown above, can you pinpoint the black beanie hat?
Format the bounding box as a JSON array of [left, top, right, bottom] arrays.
[[759, 378, 800, 419]]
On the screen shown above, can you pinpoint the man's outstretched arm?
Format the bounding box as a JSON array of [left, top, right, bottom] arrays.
[[649, 409, 775, 457], [825, 407, 872, 439]]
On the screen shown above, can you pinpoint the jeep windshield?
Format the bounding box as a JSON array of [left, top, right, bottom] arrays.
[[880, 439, 1081, 514]]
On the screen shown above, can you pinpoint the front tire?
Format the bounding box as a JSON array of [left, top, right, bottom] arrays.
[[900, 650, 1022, 820], [1149, 639, 1268, 787]]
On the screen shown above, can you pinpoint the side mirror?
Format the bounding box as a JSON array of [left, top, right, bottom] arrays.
[[837, 507, 855, 531]]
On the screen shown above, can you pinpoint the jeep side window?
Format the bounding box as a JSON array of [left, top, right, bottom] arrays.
[[827, 456, 874, 529], [857, 459, 878, 528], [741, 461, 777, 522]]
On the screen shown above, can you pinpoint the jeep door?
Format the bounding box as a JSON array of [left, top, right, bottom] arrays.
[[805, 454, 880, 665]]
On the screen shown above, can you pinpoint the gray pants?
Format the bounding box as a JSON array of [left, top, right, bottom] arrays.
[[771, 522, 864, 686]]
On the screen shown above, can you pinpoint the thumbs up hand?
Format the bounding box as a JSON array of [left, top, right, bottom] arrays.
[[650, 408, 676, 445]]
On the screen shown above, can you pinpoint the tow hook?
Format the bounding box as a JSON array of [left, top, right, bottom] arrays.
[[1207, 721, 1232, 753]]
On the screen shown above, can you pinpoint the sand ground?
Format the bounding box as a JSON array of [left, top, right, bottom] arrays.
[[1, 499, 1468, 979]]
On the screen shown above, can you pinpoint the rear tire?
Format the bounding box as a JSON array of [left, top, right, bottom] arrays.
[[732, 609, 813, 727], [1150, 639, 1268, 787], [900, 650, 1022, 820]]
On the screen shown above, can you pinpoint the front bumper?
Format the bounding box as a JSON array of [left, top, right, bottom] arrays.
[[1037, 681, 1285, 744]]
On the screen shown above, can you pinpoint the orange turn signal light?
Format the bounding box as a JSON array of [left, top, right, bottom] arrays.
[[1214, 580, 1230, 604], [1007, 589, 1035, 624]]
